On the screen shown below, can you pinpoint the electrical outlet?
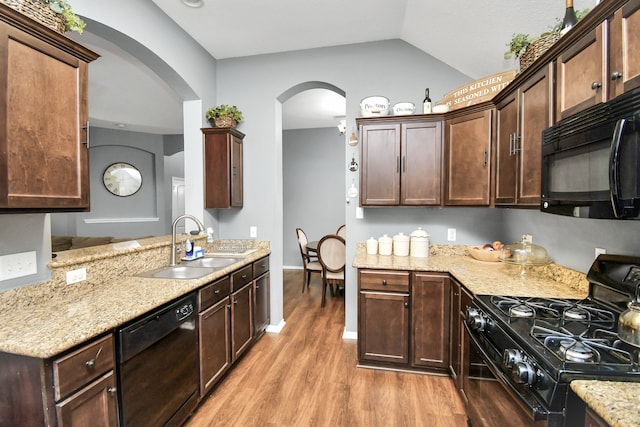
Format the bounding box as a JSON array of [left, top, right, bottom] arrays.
[[0, 251, 37, 281], [447, 228, 456, 241], [355, 207, 364, 219], [250, 226, 257, 238], [595, 247, 607, 258], [66, 268, 87, 285]]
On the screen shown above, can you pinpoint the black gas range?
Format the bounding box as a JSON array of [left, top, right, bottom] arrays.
[[463, 254, 640, 427]]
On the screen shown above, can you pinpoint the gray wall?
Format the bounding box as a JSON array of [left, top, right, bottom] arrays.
[[283, 127, 345, 267], [51, 127, 182, 239]]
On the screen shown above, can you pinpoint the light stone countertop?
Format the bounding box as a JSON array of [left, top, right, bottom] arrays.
[[0, 239, 270, 359], [571, 381, 640, 427]]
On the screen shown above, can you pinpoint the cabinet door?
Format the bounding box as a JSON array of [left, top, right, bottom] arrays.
[[231, 283, 253, 362], [517, 65, 551, 205], [401, 121, 442, 205], [199, 297, 231, 397], [609, 0, 640, 98], [495, 93, 519, 204], [449, 279, 461, 382], [411, 273, 450, 370], [360, 122, 401, 205], [230, 133, 243, 207], [443, 109, 493, 206], [556, 24, 605, 120], [56, 371, 118, 427], [358, 291, 409, 365], [0, 22, 90, 210], [253, 272, 270, 337], [203, 128, 245, 209]]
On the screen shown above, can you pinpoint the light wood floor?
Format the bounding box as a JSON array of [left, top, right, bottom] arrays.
[[185, 269, 467, 427]]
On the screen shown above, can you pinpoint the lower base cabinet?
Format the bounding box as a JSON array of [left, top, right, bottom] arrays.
[[449, 278, 473, 404], [231, 282, 253, 362], [412, 272, 450, 370], [0, 334, 117, 427], [357, 269, 451, 372]]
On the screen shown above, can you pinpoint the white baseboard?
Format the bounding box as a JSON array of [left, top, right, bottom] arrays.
[[342, 328, 357, 340], [266, 318, 286, 333], [283, 265, 302, 270]]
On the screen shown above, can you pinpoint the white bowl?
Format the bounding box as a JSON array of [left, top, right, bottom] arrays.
[[392, 102, 416, 115], [432, 104, 450, 113], [360, 96, 390, 117]]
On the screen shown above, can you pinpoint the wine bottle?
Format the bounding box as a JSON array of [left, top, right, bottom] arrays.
[[560, 0, 577, 35], [423, 88, 432, 114]]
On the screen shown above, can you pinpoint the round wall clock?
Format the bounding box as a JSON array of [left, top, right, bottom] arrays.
[[102, 162, 143, 197]]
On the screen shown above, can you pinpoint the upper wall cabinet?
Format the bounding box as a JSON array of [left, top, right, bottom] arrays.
[[358, 117, 442, 206], [608, 0, 640, 99], [443, 106, 493, 206], [202, 127, 244, 209], [0, 6, 98, 211], [495, 64, 552, 206]]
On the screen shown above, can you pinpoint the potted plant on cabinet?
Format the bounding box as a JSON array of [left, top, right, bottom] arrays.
[[504, 8, 590, 72], [206, 104, 243, 128], [2, 0, 86, 34]]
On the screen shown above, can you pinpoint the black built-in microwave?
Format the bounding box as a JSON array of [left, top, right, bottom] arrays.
[[541, 87, 640, 219]]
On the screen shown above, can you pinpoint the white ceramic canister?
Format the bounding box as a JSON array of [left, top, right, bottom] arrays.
[[366, 237, 378, 255], [410, 227, 430, 258], [378, 234, 393, 256], [393, 232, 410, 257]]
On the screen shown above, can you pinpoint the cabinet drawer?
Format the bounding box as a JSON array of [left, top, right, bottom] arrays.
[[199, 276, 231, 311], [53, 334, 115, 401], [359, 270, 410, 293], [253, 255, 270, 278], [231, 264, 253, 291]]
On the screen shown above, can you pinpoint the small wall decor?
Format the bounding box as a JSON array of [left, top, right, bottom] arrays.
[[348, 155, 358, 172], [348, 131, 358, 146], [102, 162, 142, 197]]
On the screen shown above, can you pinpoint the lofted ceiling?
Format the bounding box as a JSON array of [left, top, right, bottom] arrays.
[[75, 0, 598, 134]]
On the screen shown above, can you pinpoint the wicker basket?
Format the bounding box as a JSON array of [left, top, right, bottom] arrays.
[[519, 33, 561, 72], [1, 0, 65, 33], [213, 116, 237, 128]]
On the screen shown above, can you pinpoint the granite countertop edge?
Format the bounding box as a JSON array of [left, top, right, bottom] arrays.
[[571, 380, 640, 427]]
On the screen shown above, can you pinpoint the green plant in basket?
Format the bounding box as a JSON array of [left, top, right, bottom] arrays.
[[42, 0, 86, 33], [504, 8, 591, 60], [206, 105, 243, 125]]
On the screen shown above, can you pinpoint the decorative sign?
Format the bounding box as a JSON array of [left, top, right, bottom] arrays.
[[436, 70, 517, 110]]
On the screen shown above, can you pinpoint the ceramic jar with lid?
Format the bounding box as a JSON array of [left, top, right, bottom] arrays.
[[410, 227, 430, 258], [366, 237, 378, 255], [378, 234, 393, 256], [393, 232, 410, 256]]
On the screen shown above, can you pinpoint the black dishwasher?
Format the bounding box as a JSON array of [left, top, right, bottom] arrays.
[[117, 292, 198, 427]]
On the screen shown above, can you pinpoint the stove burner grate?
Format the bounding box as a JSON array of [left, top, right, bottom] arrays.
[[531, 324, 637, 368]]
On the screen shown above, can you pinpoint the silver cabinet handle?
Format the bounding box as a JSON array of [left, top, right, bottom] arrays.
[[591, 81, 602, 90], [382, 279, 387, 286], [107, 387, 117, 396], [611, 71, 623, 81], [82, 121, 90, 148], [85, 359, 95, 369], [509, 133, 513, 156], [482, 148, 488, 167], [513, 135, 521, 154]]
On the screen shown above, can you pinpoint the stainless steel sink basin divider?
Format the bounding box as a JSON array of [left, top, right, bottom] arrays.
[[136, 257, 241, 280]]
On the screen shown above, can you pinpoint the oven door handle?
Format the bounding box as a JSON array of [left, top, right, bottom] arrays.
[[463, 322, 550, 422], [609, 117, 627, 218]]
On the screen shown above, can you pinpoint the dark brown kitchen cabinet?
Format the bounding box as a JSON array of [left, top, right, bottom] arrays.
[[253, 256, 270, 338], [358, 117, 442, 206], [411, 272, 450, 370], [198, 276, 231, 397], [358, 270, 410, 365], [556, 23, 606, 120], [231, 265, 254, 362], [609, 0, 640, 99], [0, 333, 117, 427], [0, 5, 98, 211], [443, 106, 493, 206], [449, 278, 472, 404], [202, 127, 244, 208], [584, 407, 609, 427], [495, 64, 552, 206]]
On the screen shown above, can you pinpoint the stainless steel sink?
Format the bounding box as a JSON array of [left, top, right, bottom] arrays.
[[181, 257, 240, 269], [136, 265, 216, 280]]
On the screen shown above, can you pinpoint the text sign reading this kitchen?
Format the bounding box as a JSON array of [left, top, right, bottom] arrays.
[[436, 70, 517, 110]]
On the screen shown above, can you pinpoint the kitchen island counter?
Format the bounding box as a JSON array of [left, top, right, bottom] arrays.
[[0, 238, 270, 358]]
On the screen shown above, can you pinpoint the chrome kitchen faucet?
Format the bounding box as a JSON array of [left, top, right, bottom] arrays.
[[170, 214, 205, 266]]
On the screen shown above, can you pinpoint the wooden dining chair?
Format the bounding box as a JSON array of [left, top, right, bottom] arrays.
[[296, 228, 322, 293], [317, 234, 346, 307], [336, 224, 346, 239]]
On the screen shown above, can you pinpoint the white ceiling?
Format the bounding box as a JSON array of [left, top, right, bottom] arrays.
[[76, 0, 599, 134]]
